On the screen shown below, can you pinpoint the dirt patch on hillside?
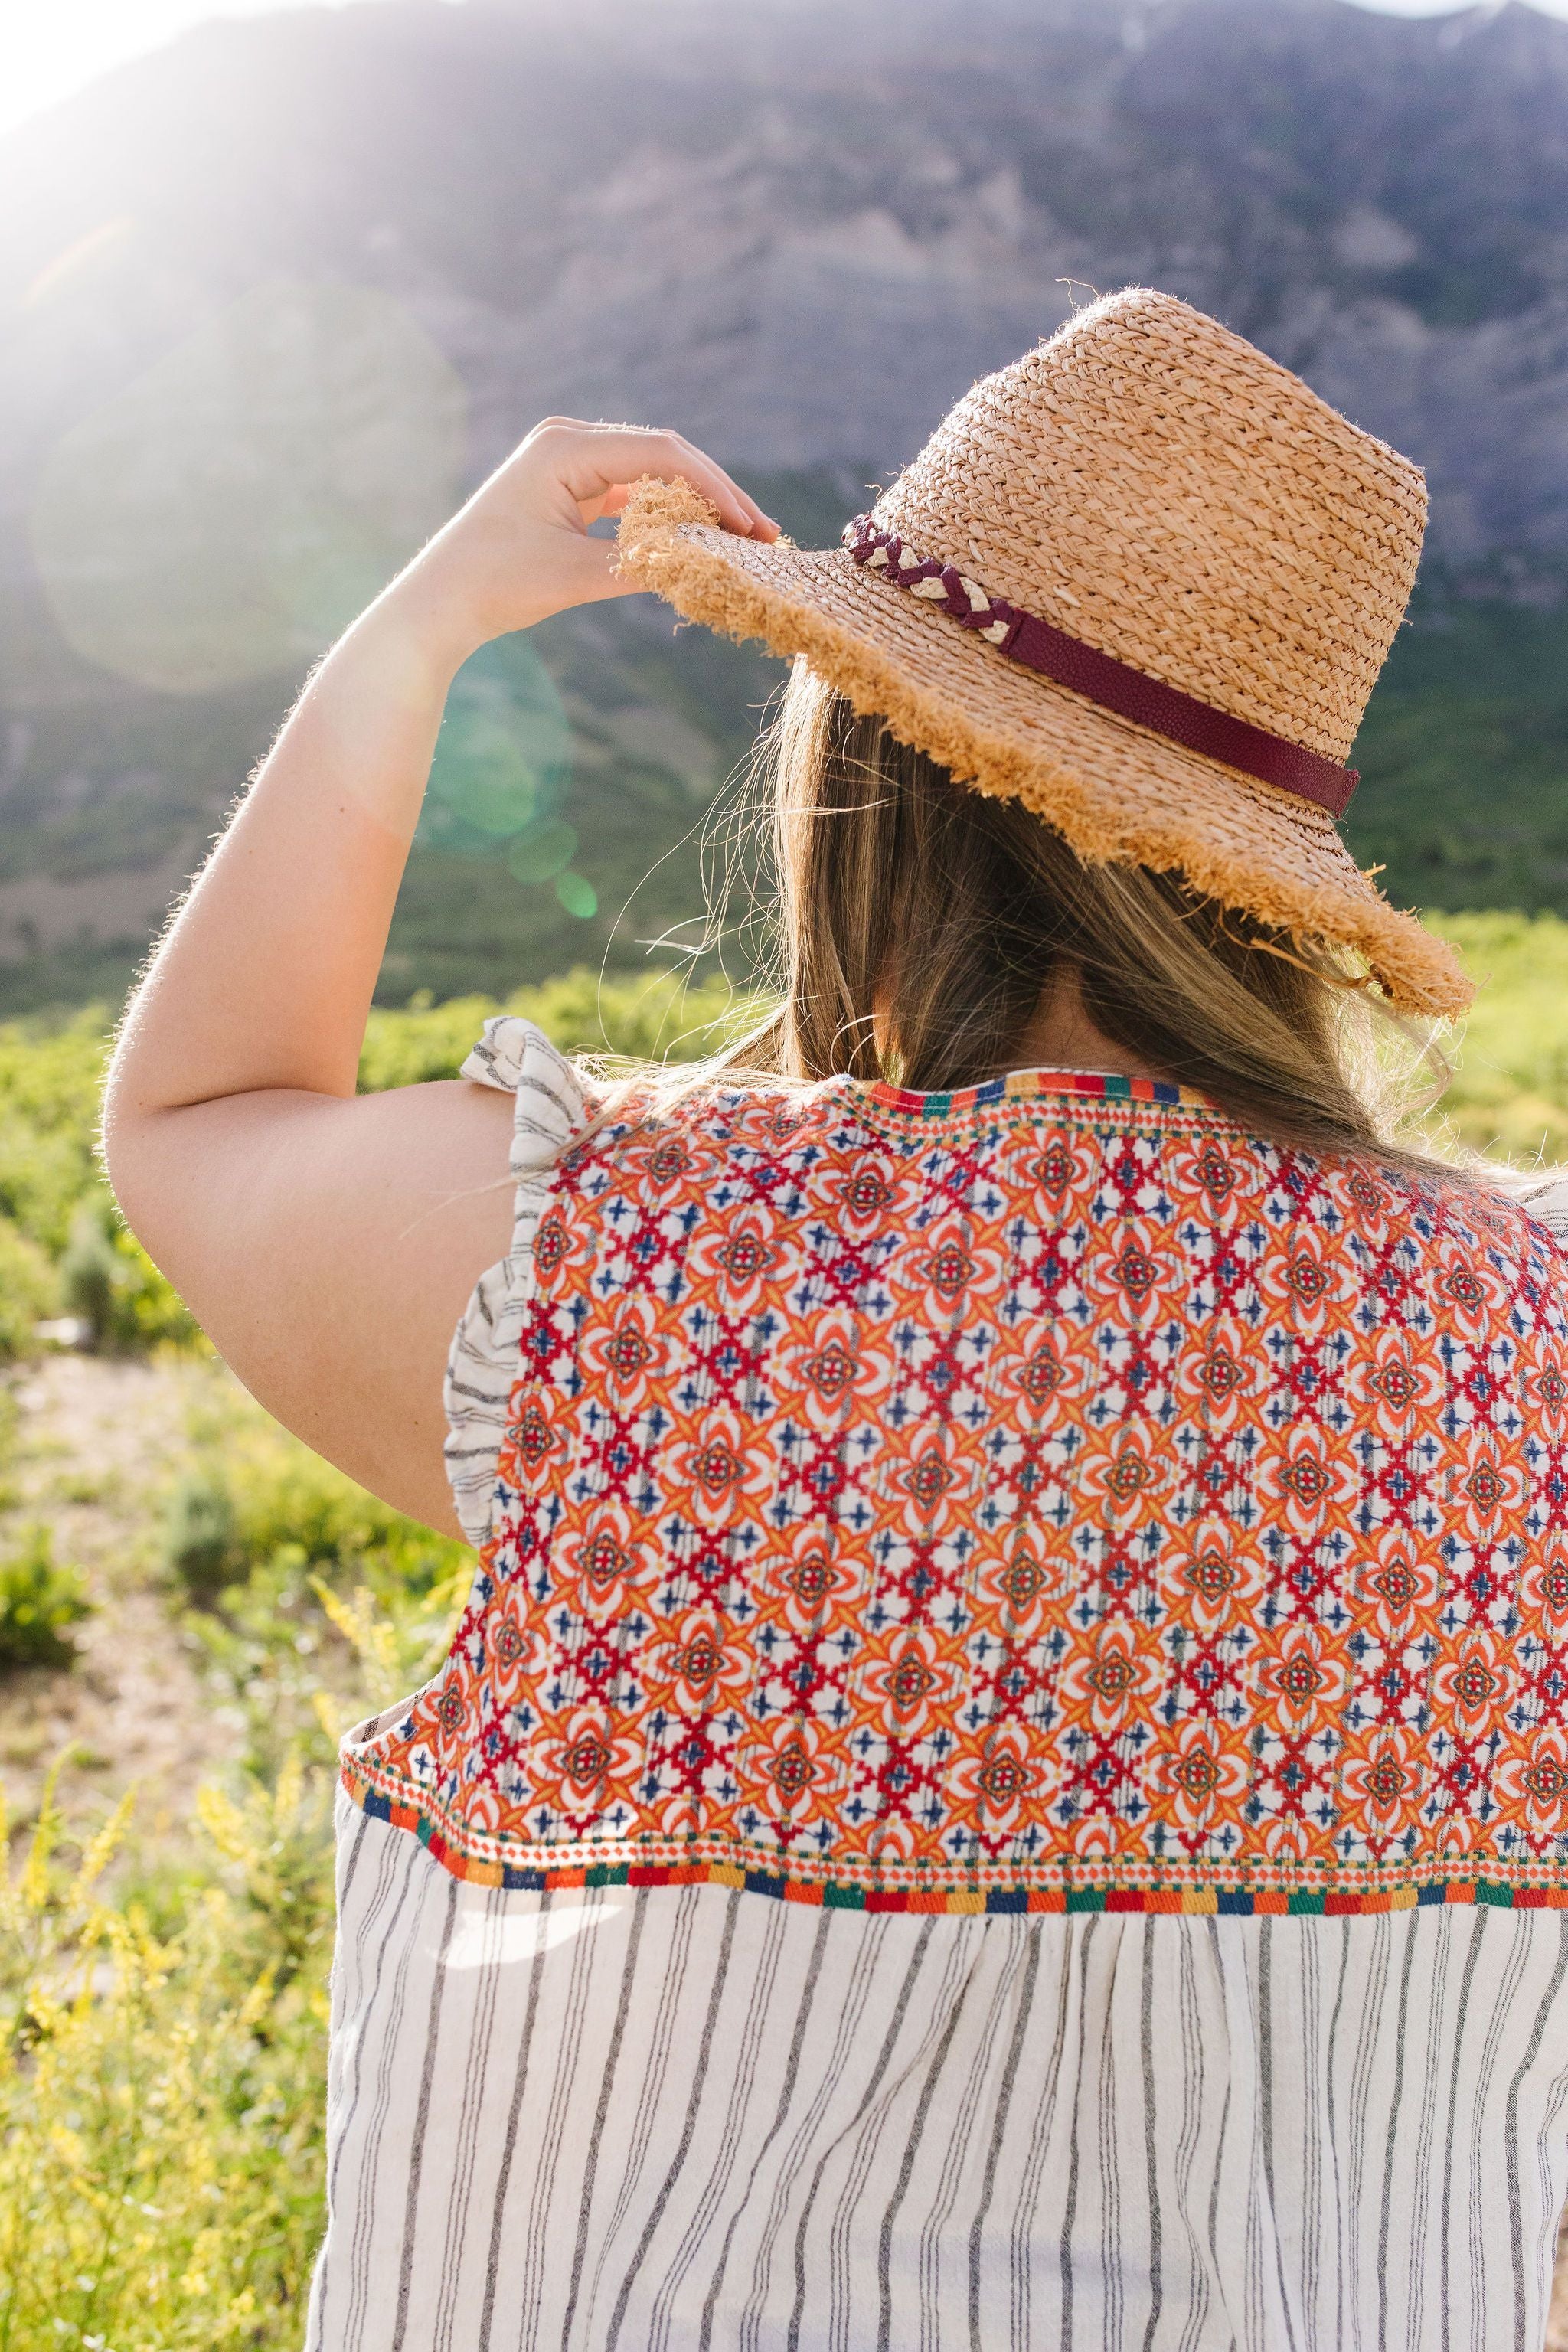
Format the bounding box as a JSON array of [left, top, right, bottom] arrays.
[[0, 1351, 241, 1848]]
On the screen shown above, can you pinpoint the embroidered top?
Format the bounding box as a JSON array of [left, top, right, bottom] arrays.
[[350, 1026, 1568, 1916], [307, 1019, 1568, 2352]]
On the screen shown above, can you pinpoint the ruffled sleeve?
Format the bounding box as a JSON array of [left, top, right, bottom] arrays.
[[443, 1016, 587, 1547], [1521, 1171, 1568, 1248]]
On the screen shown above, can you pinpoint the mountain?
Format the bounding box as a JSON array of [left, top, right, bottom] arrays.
[[2, 0, 1568, 1013]]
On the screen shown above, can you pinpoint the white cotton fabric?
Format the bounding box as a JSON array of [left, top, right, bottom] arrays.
[[302, 1027, 1568, 2350], [1523, 1172, 1568, 1250], [305, 1796, 1568, 2352]]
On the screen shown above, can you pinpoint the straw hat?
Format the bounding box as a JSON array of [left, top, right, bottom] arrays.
[[615, 286, 1470, 1018]]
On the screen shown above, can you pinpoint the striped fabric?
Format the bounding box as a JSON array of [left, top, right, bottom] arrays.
[[306, 1795, 1568, 2351], [1524, 1174, 1568, 1254], [302, 1023, 1568, 2349]]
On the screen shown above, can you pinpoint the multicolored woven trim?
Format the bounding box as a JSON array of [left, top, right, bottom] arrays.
[[344, 1772, 1568, 1917], [841, 514, 1361, 821], [864, 1065, 1208, 1117]]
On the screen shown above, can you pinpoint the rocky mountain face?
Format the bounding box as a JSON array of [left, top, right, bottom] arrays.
[[2, 0, 1567, 1002]]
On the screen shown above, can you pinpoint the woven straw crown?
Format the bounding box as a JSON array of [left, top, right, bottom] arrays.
[[617, 287, 1471, 1017], [878, 294, 1423, 764]]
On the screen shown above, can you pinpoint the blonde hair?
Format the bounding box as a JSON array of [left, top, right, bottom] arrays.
[[698, 663, 1468, 1186]]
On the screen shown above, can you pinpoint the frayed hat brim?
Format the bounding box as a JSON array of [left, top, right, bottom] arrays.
[[616, 478, 1472, 1020]]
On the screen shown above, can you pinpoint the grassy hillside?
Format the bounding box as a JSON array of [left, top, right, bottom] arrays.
[[1349, 594, 1568, 923], [1422, 910, 1568, 1161]]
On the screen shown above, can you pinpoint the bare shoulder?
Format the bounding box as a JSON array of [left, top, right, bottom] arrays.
[[109, 1079, 519, 1535]]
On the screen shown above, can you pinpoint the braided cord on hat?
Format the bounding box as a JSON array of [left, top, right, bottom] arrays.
[[842, 516, 1359, 820]]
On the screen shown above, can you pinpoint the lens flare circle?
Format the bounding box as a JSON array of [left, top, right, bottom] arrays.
[[29, 276, 468, 694]]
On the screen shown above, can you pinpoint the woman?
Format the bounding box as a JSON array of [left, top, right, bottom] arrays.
[[105, 288, 1568, 2350]]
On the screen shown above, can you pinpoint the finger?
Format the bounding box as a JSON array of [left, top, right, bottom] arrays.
[[609, 436, 779, 538], [544, 427, 779, 540], [668, 435, 779, 540], [578, 433, 763, 535]]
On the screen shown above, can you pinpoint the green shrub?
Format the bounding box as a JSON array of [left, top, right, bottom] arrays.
[[506, 966, 768, 1067], [164, 1468, 243, 1602], [0, 1210, 58, 1359], [0, 1386, 19, 1514], [169, 1377, 471, 1774], [0, 1524, 93, 1669], [60, 1193, 199, 1353], [358, 988, 511, 1089], [358, 965, 768, 1090], [1430, 911, 1568, 1164], [166, 1397, 468, 1619], [0, 1005, 106, 1256], [194, 1394, 466, 1591], [57, 1196, 117, 1340]]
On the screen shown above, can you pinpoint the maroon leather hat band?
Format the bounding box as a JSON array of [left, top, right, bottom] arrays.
[[841, 516, 1359, 821]]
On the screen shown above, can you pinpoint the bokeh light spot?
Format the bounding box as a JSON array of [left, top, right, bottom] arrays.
[[429, 713, 541, 838], [554, 871, 598, 920], [508, 820, 578, 884], [28, 276, 467, 694], [422, 639, 571, 861]]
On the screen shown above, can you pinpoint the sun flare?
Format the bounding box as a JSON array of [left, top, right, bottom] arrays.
[[0, 0, 373, 139]]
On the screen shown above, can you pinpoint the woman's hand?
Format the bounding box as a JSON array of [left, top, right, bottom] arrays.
[[106, 412, 776, 1111], [388, 420, 779, 666], [102, 417, 777, 1532]]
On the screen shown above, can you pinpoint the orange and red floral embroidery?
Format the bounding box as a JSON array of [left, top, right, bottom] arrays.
[[344, 1070, 1568, 1913]]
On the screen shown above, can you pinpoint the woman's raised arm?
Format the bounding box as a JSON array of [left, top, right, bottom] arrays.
[[101, 423, 775, 1530]]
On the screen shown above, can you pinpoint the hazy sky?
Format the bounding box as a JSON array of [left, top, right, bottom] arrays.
[[5, 0, 1568, 140]]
